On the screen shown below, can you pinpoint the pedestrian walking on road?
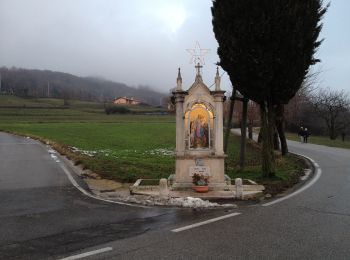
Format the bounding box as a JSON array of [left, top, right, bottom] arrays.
[[304, 128, 310, 143], [298, 127, 304, 143]]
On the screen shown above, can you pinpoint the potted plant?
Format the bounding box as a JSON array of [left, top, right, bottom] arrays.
[[192, 173, 209, 193]]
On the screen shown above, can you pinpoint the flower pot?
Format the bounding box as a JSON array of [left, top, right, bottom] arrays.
[[192, 185, 209, 193]]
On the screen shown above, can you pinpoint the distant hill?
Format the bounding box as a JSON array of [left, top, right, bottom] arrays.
[[0, 67, 166, 106]]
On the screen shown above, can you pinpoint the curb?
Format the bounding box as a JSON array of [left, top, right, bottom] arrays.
[[230, 129, 321, 206], [44, 136, 321, 209], [27, 135, 151, 209], [261, 152, 322, 206], [52, 147, 151, 208], [43, 142, 236, 209]]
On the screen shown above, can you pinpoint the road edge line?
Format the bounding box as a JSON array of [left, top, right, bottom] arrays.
[[262, 153, 322, 207], [171, 212, 241, 233]]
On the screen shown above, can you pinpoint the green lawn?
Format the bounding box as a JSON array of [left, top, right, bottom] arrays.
[[0, 122, 176, 181]]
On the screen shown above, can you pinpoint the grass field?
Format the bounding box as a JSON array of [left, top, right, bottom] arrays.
[[0, 96, 305, 193], [0, 95, 172, 123], [0, 122, 176, 181]]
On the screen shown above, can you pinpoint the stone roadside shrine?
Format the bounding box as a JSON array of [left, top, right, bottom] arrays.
[[128, 43, 265, 202], [171, 62, 228, 191]]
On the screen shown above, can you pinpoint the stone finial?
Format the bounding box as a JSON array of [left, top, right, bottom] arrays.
[[235, 178, 243, 199], [194, 62, 203, 82], [176, 68, 182, 91], [215, 66, 221, 91], [159, 178, 169, 200]]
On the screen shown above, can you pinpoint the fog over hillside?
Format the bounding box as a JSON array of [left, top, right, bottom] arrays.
[[0, 67, 166, 106]]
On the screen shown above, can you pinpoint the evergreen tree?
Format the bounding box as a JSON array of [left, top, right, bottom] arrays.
[[212, 0, 328, 177]]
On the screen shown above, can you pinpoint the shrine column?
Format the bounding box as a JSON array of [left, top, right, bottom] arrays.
[[173, 68, 188, 156], [174, 93, 186, 156], [213, 68, 225, 156]]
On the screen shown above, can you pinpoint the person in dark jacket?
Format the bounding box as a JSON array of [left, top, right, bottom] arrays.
[[303, 128, 310, 143], [298, 127, 304, 143]]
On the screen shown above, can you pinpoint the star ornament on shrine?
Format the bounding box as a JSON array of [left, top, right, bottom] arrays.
[[186, 41, 210, 65]]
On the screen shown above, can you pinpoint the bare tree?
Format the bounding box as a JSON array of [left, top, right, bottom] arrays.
[[311, 88, 350, 140]]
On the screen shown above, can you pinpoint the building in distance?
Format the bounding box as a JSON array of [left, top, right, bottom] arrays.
[[113, 96, 142, 105]]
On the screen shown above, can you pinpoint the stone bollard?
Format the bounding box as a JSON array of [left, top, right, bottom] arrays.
[[159, 178, 169, 200], [235, 178, 243, 199]]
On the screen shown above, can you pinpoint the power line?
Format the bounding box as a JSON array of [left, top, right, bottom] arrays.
[[208, 71, 226, 89]]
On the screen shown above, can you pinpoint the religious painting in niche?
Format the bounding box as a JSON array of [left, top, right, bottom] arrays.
[[189, 104, 211, 149]]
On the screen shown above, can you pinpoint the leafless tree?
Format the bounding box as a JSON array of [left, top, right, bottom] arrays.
[[284, 67, 323, 133], [311, 88, 350, 140]]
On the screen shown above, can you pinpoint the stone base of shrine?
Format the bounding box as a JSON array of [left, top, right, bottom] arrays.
[[173, 154, 226, 186], [171, 181, 230, 191]]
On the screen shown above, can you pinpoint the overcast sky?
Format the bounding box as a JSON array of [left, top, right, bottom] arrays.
[[0, 0, 349, 94]]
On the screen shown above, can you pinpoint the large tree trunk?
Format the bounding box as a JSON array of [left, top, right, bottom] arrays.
[[258, 128, 262, 143], [239, 98, 248, 169], [329, 120, 337, 140], [260, 102, 275, 178], [223, 88, 237, 153], [275, 104, 288, 155], [248, 121, 253, 139], [273, 128, 280, 150]]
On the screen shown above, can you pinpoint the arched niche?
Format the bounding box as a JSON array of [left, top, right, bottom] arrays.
[[184, 101, 215, 150]]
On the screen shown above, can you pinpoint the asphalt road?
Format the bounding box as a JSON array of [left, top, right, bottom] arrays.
[[1, 132, 350, 259], [82, 139, 350, 260]]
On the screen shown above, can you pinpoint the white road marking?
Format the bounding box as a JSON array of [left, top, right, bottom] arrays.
[[59, 247, 113, 260], [171, 212, 241, 232], [262, 154, 322, 207], [0, 143, 37, 145]]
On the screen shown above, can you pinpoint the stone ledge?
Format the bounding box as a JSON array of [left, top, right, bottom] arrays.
[[175, 154, 227, 159], [129, 188, 263, 200], [130, 179, 264, 200]]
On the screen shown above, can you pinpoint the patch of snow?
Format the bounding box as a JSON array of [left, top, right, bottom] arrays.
[[69, 147, 129, 158], [66, 146, 174, 159], [68, 146, 100, 157], [169, 197, 221, 208], [143, 148, 174, 156], [300, 169, 311, 181], [109, 194, 236, 208]]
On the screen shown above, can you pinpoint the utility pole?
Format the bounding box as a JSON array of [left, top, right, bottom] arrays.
[[0, 73, 2, 93], [47, 81, 50, 97]]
